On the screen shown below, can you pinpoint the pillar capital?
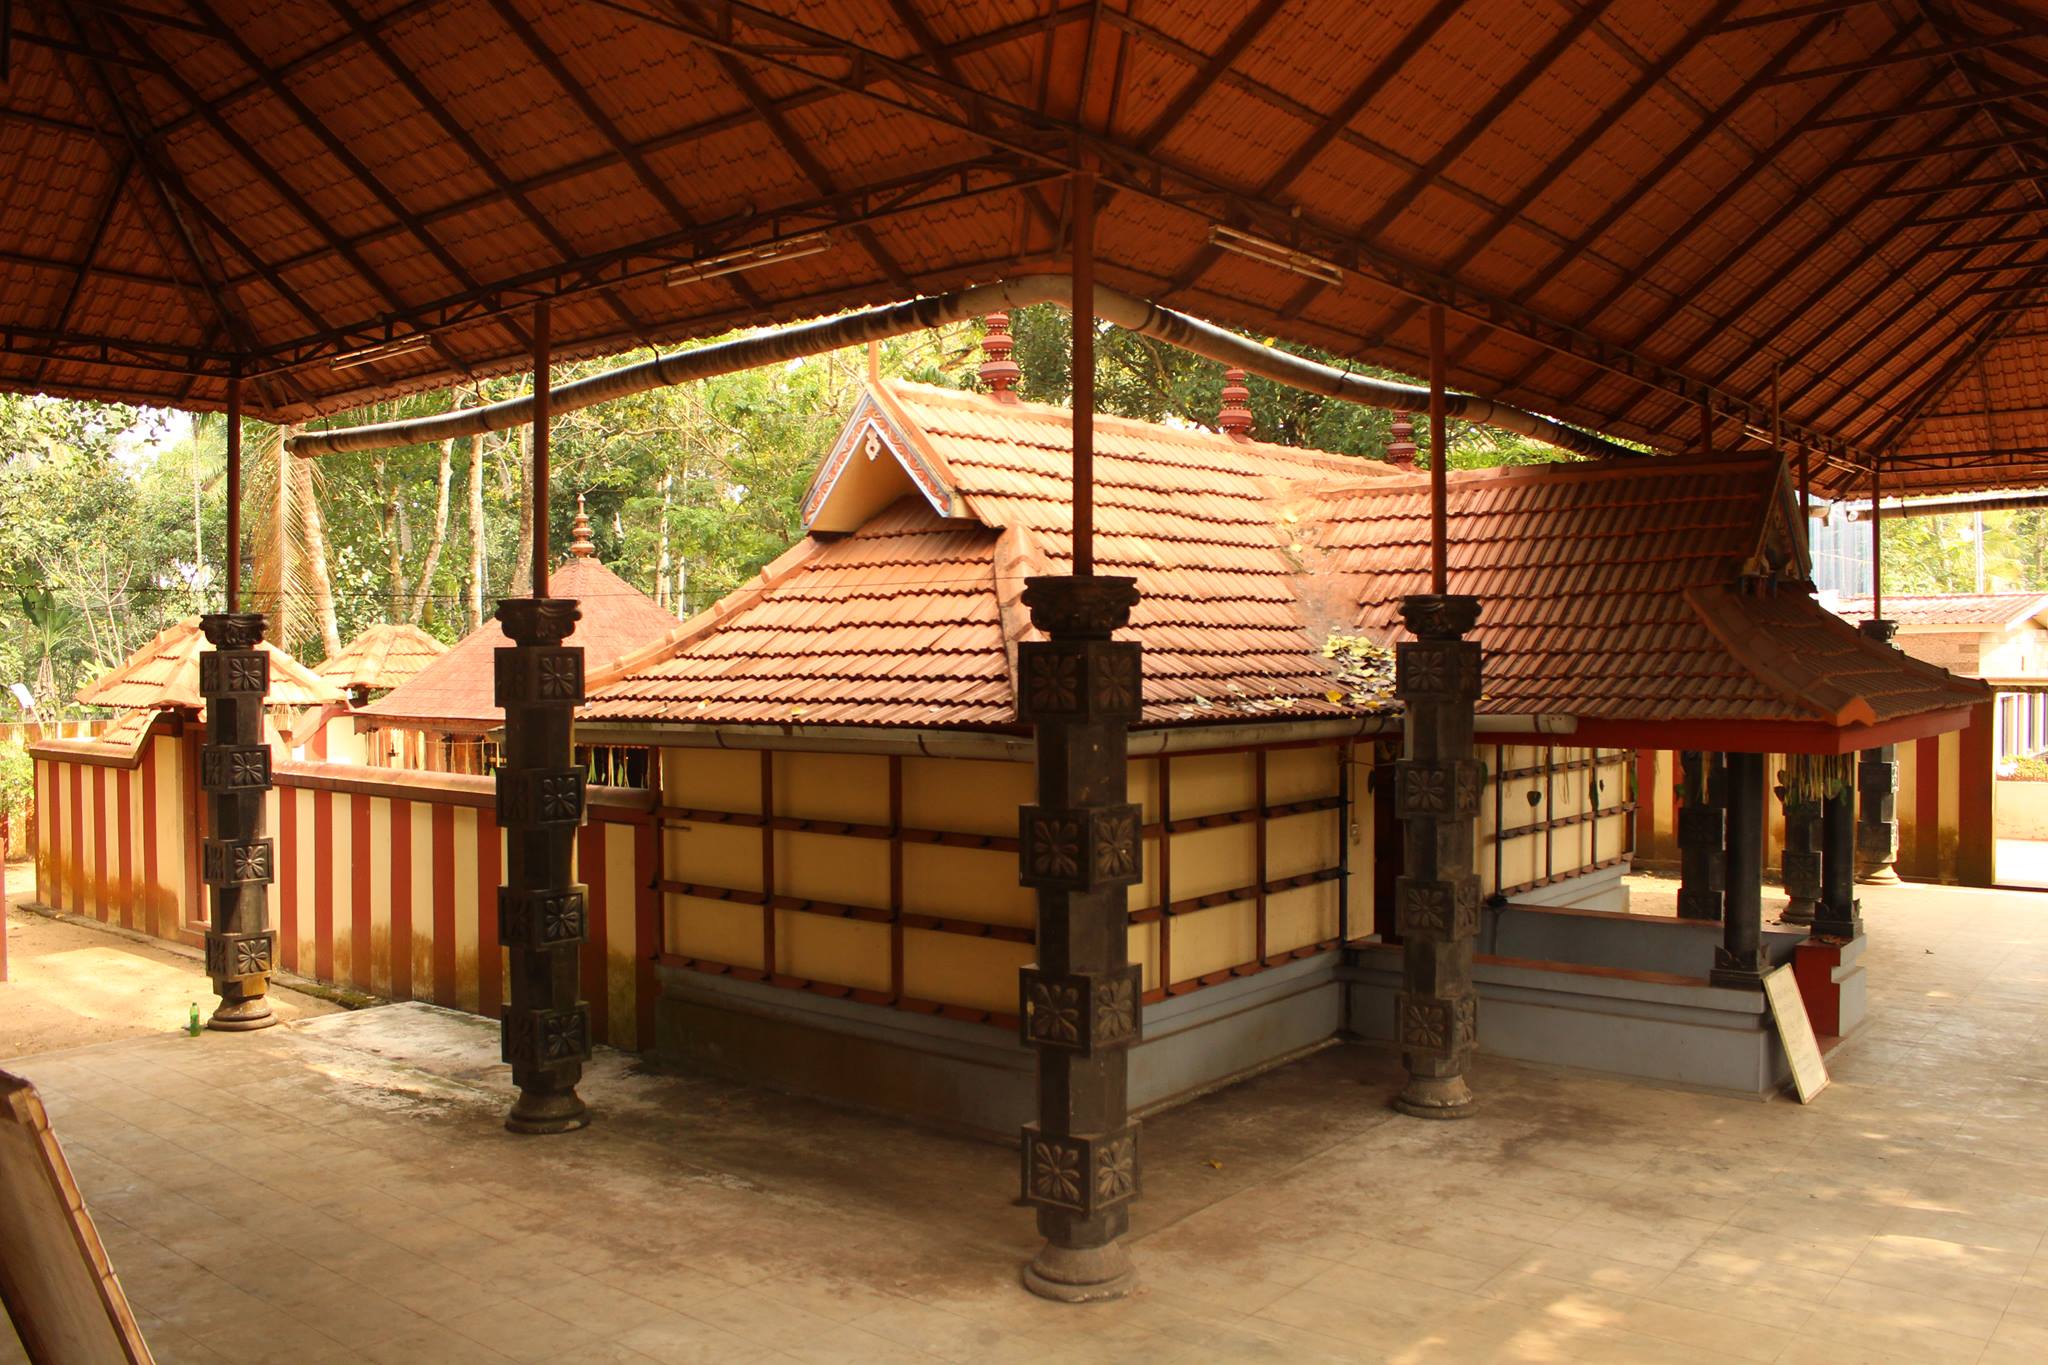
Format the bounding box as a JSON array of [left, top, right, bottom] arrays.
[[1022, 574, 1137, 639], [1398, 593, 1481, 641]]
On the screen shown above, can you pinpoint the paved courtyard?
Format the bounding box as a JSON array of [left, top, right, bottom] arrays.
[[5, 876, 2048, 1363]]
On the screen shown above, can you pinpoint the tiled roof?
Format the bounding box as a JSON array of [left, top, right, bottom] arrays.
[[587, 381, 1398, 728], [359, 554, 680, 728], [1827, 593, 2048, 631], [315, 623, 448, 693], [1314, 458, 1986, 725], [76, 617, 347, 711], [589, 389, 1987, 736]]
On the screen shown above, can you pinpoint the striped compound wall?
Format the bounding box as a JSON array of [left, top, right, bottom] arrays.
[[31, 726, 659, 1049], [1631, 700, 1997, 887]]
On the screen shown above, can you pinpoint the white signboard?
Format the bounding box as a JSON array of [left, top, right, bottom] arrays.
[[1763, 965, 1830, 1104]]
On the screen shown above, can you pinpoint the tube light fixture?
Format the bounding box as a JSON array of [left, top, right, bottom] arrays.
[[667, 231, 834, 287], [1207, 224, 1345, 287], [331, 334, 434, 370]]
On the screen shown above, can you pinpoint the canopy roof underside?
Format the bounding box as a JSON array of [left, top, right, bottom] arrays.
[[6, 1, 2048, 496]]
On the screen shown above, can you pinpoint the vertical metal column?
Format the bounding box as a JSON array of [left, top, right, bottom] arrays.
[[494, 301, 593, 1134], [1856, 619, 1902, 885], [1676, 751, 1726, 922], [1017, 171, 1143, 1302], [1711, 751, 1768, 989], [1391, 304, 1482, 1121], [200, 370, 279, 1031]]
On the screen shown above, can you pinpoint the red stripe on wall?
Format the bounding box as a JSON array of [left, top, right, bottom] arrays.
[[1960, 700, 1996, 887], [43, 762, 63, 913], [183, 729, 203, 935], [279, 786, 299, 973], [68, 761, 84, 916], [1633, 750, 1656, 857], [313, 788, 334, 984], [350, 796, 372, 992], [90, 765, 107, 921], [635, 819, 658, 1050], [140, 742, 158, 938], [114, 767, 132, 929], [477, 814, 502, 1020], [1915, 734, 1940, 880], [432, 803, 457, 1007], [581, 819, 609, 1043], [390, 798, 413, 1001]]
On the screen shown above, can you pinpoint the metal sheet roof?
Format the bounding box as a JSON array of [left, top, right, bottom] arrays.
[[5, 1, 2048, 493]]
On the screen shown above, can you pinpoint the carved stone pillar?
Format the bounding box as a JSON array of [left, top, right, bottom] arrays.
[[1015, 574, 1143, 1302], [1856, 620, 1901, 884], [1391, 594, 1482, 1121], [494, 596, 592, 1134], [1816, 781, 1863, 940], [1676, 751, 1727, 922], [199, 613, 278, 1031], [1779, 781, 1821, 926], [1711, 752, 1768, 988]]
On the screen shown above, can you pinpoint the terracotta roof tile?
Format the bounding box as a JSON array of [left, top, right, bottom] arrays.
[[1827, 592, 2048, 631], [76, 617, 346, 711], [315, 622, 448, 693]]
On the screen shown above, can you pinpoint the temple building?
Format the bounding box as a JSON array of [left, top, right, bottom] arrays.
[[354, 500, 679, 775]]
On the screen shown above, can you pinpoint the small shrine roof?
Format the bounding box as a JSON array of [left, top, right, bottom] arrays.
[[75, 617, 347, 712], [315, 623, 449, 694]]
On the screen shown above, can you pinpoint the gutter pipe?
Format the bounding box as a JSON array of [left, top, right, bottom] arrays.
[[287, 275, 1644, 461]]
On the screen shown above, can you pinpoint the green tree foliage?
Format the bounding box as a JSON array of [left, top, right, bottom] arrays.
[[1878, 509, 2048, 596]]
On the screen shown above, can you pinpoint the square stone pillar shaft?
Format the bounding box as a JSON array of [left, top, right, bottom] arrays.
[[1816, 783, 1862, 940], [1391, 594, 1482, 1120], [1676, 751, 1727, 922], [1711, 751, 1768, 989], [493, 597, 592, 1134], [1016, 575, 1143, 1302], [198, 613, 278, 1030], [1780, 782, 1821, 926], [1855, 620, 1901, 883]]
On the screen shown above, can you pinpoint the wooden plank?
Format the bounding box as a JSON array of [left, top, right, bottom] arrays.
[[0, 1070, 152, 1363]]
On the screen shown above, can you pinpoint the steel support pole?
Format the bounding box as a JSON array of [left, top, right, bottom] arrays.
[[494, 301, 593, 1134], [1391, 308, 1481, 1120], [1018, 170, 1142, 1302], [200, 372, 278, 1030], [1711, 751, 1769, 989]]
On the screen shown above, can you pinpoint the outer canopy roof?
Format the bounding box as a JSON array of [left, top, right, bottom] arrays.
[[1829, 590, 2048, 630], [587, 382, 1988, 750], [6, 2, 2048, 495], [315, 622, 447, 693], [74, 616, 346, 710], [358, 553, 679, 730]]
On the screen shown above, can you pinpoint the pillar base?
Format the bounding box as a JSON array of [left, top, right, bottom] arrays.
[[1780, 900, 1816, 926], [505, 1086, 589, 1135], [1394, 1072, 1475, 1120], [1854, 864, 1900, 886], [205, 997, 277, 1032], [1022, 1240, 1136, 1303], [1708, 966, 1767, 990]]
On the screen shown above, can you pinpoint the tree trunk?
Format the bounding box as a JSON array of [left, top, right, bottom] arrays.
[[409, 437, 455, 624], [468, 430, 486, 631], [655, 472, 672, 610], [293, 442, 342, 656], [377, 455, 407, 615]]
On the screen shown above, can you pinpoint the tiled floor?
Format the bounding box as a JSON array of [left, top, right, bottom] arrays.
[[7, 875, 2048, 1363]]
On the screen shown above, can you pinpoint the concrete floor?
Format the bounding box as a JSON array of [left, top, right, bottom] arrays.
[[5, 876, 2048, 1363]]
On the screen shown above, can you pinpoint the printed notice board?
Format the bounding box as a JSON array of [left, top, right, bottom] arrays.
[[1763, 965, 1830, 1104]]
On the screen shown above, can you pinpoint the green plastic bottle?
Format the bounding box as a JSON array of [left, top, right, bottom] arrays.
[[187, 1002, 200, 1037]]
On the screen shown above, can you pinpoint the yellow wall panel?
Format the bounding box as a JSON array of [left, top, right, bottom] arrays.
[[1267, 746, 1336, 804], [665, 748, 760, 812], [1173, 823, 1257, 901], [903, 756, 1029, 834], [667, 894, 764, 968], [776, 752, 888, 824], [1171, 751, 1254, 819], [1172, 899, 1257, 981], [1128, 921, 1158, 993], [671, 822, 762, 892], [776, 911, 889, 991], [1267, 881, 1337, 955], [902, 929, 1032, 1012], [902, 844, 1033, 927], [777, 830, 887, 905], [1127, 758, 1158, 823], [1268, 809, 1339, 879]]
